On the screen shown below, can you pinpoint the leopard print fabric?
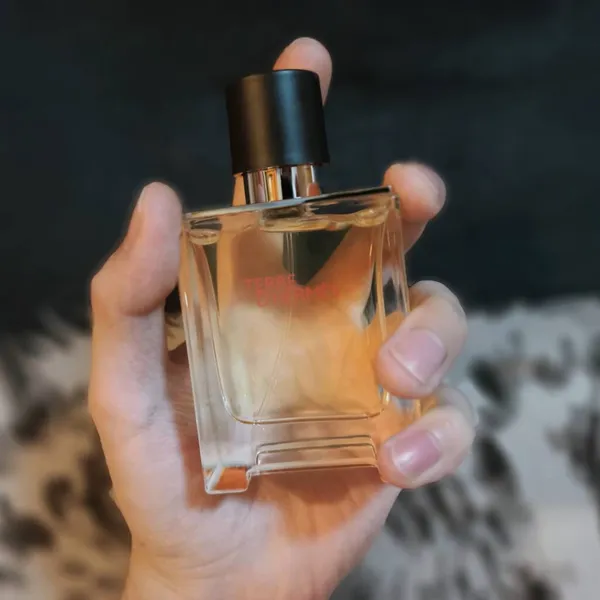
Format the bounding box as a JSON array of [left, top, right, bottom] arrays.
[[1, 299, 600, 599]]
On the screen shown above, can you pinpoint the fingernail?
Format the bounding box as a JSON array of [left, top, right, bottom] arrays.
[[412, 165, 445, 206], [386, 328, 447, 384], [389, 428, 442, 478]]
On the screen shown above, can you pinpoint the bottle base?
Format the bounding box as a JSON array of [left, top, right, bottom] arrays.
[[203, 435, 379, 494], [177, 186, 422, 495], [196, 394, 435, 495]]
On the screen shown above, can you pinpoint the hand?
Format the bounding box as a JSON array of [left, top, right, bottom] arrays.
[[89, 38, 475, 600]]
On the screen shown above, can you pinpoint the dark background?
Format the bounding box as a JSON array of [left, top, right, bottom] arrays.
[[1, 0, 599, 339]]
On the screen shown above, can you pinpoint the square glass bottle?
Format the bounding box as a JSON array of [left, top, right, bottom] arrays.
[[178, 69, 426, 494]]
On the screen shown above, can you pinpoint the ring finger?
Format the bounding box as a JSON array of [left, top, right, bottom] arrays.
[[376, 280, 468, 399]]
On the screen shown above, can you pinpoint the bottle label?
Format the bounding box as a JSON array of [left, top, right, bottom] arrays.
[[243, 274, 340, 307]]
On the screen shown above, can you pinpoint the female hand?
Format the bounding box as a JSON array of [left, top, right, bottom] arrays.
[[89, 38, 475, 600]]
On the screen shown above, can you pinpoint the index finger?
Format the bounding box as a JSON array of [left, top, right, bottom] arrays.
[[232, 38, 332, 208]]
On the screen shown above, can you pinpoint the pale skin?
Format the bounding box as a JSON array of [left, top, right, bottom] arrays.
[[89, 38, 475, 600]]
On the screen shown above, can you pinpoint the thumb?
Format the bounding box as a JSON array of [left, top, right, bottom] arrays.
[[88, 182, 182, 473]]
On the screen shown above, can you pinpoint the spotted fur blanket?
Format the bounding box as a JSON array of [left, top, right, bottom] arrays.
[[1, 298, 599, 600]]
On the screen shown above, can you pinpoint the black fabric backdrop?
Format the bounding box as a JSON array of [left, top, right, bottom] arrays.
[[1, 0, 599, 338]]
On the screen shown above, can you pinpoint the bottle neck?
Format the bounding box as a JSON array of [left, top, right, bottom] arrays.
[[239, 164, 321, 204]]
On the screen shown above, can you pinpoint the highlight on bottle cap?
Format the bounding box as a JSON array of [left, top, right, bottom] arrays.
[[225, 69, 330, 175]]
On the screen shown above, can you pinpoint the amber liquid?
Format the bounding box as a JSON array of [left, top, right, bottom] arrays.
[[179, 188, 414, 493]]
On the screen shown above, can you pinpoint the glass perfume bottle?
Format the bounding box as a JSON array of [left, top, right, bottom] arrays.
[[179, 69, 427, 494]]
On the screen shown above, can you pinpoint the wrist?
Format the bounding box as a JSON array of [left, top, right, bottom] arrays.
[[123, 545, 332, 600], [122, 557, 327, 600], [122, 555, 255, 600], [122, 561, 183, 600], [122, 553, 209, 600]]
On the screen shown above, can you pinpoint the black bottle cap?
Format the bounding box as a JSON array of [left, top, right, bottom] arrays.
[[225, 69, 330, 174]]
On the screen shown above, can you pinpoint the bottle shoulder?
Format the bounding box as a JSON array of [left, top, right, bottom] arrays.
[[183, 185, 395, 224]]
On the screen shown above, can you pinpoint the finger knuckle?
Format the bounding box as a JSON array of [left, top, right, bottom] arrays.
[[437, 385, 478, 428], [411, 279, 454, 304], [405, 162, 446, 203], [90, 268, 112, 316], [443, 292, 467, 323], [412, 280, 467, 323]]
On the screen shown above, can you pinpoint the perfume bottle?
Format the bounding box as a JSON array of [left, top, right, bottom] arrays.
[[179, 69, 426, 494]]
